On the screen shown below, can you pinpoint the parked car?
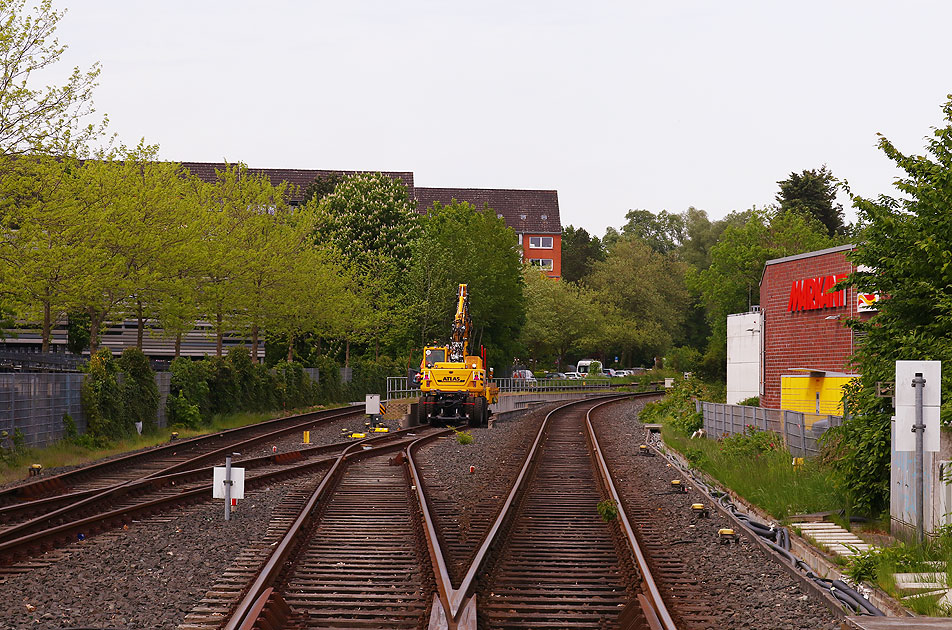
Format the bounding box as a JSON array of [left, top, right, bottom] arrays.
[[602, 368, 616, 377], [543, 372, 567, 380], [564, 372, 582, 379], [512, 369, 537, 383]]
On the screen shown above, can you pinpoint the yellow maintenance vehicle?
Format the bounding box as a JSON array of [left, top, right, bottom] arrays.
[[415, 284, 498, 426]]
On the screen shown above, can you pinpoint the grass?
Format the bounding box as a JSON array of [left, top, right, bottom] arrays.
[[657, 408, 952, 616], [0, 406, 334, 486], [661, 424, 845, 520]]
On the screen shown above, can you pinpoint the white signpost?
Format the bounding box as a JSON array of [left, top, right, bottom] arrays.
[[894, 360, 941, 543], [213, 457, 245, 521], [365, 394, 381, 416]]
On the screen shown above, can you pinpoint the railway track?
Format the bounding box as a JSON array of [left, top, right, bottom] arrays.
[[410, 394, 677, 630], [221, 426, 450, 630], [0, 409, 403, 566], [0, 404, 364, 509], [8, 392, 830, 629]]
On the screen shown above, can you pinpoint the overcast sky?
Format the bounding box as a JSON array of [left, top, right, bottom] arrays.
[[53, 1, 951, 237]]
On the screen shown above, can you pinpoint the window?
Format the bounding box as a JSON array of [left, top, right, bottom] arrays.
[[529, 258, 554, 271], [529, 236, 553, 249]]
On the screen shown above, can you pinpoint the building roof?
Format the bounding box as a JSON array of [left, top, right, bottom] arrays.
[[414, 187, 562, 234], [178, 162, 415, 204], [760, 244, 856, 284]]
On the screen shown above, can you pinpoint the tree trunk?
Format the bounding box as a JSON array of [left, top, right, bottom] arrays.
[[216, 310, 223, 357], [251, 324, 259, 364], [375, 336, 379, 362], [88, 307, 100, 355], [287, 333, 294, 362], [136, 300, 144, 350], [174, 332, 182, 358], [41, 302, 51, 353], [345, 339, 350, 369]]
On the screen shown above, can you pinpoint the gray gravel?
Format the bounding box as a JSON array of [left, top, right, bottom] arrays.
[[0, 482, 294, 629], [594, 398, 841, 630]]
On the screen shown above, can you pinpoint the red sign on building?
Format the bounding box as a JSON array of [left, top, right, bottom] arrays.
[[787, 273, 849, 312]]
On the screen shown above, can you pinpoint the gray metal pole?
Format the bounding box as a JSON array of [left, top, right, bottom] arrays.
[[913, 372, 926, 544], [224, 455, 233, 522]]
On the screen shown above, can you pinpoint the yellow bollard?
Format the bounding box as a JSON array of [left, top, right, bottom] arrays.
[[303, 430, 310, 444]]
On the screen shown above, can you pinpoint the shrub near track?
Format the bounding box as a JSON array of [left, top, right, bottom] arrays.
[[645, 378, 846, 520]]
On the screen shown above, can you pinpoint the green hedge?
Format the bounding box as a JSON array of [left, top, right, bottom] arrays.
[[81, 348, 158, 442], [82, 347, 405, 440]]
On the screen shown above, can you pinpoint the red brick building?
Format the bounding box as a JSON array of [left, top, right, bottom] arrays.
[[414, 187, 562, 279], [180, 164, 563, 279], [760, 245, 876, 409]]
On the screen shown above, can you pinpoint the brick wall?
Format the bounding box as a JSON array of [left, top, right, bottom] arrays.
[[522, 233, 562, 278], [760, 247, 873, 409]]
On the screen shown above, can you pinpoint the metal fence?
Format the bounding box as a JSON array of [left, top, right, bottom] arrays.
[[699, 401, 843, 458], [0, 372, 174, 448], [0, 373, 87, 447], [385, 376, 614, 402]]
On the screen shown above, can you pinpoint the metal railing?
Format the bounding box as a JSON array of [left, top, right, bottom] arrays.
[[386, 376, 616, 401], [698, 401, 843, 457]]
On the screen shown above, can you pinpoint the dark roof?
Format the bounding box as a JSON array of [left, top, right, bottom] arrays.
[[414, 187, 561, 234], [178, 162, 415, 204]]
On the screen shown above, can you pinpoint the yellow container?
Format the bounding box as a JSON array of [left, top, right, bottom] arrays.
[[780, 374, 855, 421]]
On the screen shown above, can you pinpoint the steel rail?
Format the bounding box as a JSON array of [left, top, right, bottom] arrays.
[[0, 426, 428, 565], [586, 399, 679, 630], [0, 433, 368, 543], [0, 409, 365, 530], [222, 426, 452, 630], [0, 404, 364, 505], [409, 393, 641, 628]]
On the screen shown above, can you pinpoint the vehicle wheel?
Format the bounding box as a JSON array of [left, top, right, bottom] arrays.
[[470, 396, 487, 427]]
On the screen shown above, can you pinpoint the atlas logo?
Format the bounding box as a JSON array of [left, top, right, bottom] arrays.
[[440, 376, 465, 383]]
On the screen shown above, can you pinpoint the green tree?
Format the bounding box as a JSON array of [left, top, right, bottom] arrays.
[[776, 165, 844, 237], [311, 172, 421, 362], [618, 209, 685, 254], [312, 172, 420, 270], [198, 162, 294, 359], [520, 269, 601, 369], [409, 200, 525, 369], [693, 208, 838, 379], [585, 236, 689, 366], [560, 225, 604, 283], [0, 0, 102, 157], [826, 96, 952, 514], [0, 155, 88, 351], [301, 172, 343, 205]]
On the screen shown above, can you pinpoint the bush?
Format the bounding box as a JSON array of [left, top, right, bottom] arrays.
[[206, 356, 239, 415], [81, 348, 125, 440], [720, 425, 782, 459], [737, 396, 760, 407], [62, 413, 79, 441], [168, 357, 210, 426], [118, 347, 159, 434], [273, 360, 316, 409], [597, 499, 619, 522], [455, 430, 474, 445], [167, 391, 202, 430]]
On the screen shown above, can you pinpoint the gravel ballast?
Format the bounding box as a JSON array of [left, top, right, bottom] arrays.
[[594, 398, 841, 630]]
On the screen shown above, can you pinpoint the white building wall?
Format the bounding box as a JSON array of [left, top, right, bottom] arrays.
[[726, 311, 763, 404]]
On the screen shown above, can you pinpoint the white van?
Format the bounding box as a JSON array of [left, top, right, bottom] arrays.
[[575, 360, 602, 376]]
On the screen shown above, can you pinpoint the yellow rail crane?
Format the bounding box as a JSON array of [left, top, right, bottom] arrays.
[[415, 284, 498, 426]]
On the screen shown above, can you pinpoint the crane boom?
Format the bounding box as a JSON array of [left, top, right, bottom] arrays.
[[415, 283, 497, 427], [449, 284, 471, 361]]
